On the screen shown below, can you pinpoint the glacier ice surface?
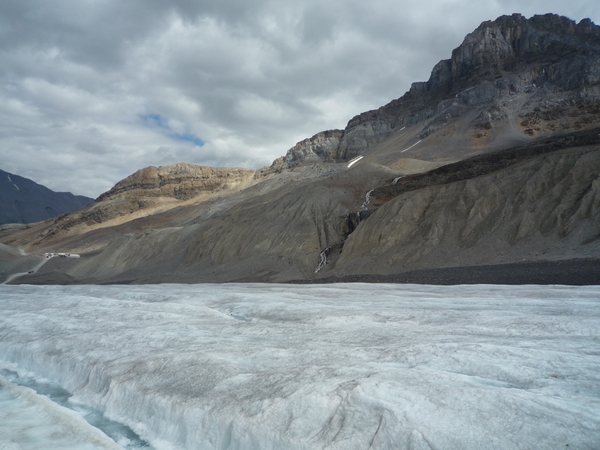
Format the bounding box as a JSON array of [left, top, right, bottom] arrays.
[[0, 373, 124, 449], [0, 283, 599, 449]]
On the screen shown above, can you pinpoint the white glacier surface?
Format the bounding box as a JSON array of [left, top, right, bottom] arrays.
[[0, 374, 122, 450], [0, 283, 599, 449]]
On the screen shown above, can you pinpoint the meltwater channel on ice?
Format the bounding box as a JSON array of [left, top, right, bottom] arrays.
[[0, 283, 599, 450]]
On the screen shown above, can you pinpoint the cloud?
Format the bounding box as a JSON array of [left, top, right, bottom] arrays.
[[0, 0, 597, 197]]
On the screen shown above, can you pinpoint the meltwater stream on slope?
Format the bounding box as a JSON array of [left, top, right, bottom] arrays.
[[0, 366, 152, 450]]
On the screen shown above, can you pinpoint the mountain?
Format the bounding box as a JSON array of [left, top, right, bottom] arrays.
[[0, 169, 93, 225], [1, 13, 599, 285]]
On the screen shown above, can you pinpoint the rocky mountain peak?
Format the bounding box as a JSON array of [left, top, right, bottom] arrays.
[[336, 14, 600, 159], [404, 13, 600, 101], [441, 13, 600, 90], [269, 14, 600, 167]]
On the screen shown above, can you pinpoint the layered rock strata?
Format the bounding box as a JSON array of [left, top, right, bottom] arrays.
[[34, 164, 255, 240], [336, 13, 600, 159]]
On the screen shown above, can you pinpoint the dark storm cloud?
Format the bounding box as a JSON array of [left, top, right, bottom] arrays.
[[0, 0, 597, 196]]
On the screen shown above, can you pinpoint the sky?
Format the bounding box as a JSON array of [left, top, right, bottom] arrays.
[[1, 0, 598, 198]]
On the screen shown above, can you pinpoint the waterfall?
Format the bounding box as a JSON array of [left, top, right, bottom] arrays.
[[314, 247, 330, 273], [361, 189, 374, 210]]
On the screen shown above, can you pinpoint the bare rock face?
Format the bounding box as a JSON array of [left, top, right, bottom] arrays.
[[336, 13, 600, 159], [256, 14, 600, 168], [35, 164, 255, 240], [98, 163, 255, 202], [257, 130, 343, 175]]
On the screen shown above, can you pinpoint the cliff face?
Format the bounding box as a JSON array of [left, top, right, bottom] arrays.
[[2, 14, 599, 285], [256, 15, 600, 170], [98, 163, 256, 202], [336, 13, 600, 159], [258, 130, 344, 175]]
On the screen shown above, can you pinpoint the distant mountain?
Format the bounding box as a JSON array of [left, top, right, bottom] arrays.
[[1, 13, 599, 285], [0, 169, 93, 225]]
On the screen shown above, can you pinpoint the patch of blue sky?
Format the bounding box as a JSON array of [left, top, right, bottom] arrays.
[[140, 113, 204, 146], [140, 113, 169, 129], [170, 132, 204, 146]]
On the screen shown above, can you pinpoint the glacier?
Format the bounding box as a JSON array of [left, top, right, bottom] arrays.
[[0, 283, 599, 449], [0, 373, 124, 449]]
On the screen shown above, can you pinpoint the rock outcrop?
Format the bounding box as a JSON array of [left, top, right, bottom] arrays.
[[98, 163, 255, 202], [257, 130, 343, 175], [251, 14, 600, 171], [32, 163, 256, 241], [336, 13, 600, 159]]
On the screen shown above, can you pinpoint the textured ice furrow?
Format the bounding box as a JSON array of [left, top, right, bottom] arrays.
[[0, 374, 122, 450]]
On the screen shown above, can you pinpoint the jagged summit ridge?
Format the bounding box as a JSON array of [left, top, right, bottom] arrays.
[[418, 13, 600, 94], [337, 13, 600, 159], [260, 14, 600, 169]]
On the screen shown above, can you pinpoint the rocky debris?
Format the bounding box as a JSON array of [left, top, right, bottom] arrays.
[[297, 259, 600, 285], [336, 133, 600, 275], [518, 98, 600, 136], [369, 128, 600, 205]]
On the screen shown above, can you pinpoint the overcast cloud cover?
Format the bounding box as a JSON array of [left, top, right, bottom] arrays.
[[1, 0, 598, 197]]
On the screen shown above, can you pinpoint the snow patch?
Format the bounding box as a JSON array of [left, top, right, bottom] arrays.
[[401, 140, 421, 153], [347, 156, 363, 168]]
